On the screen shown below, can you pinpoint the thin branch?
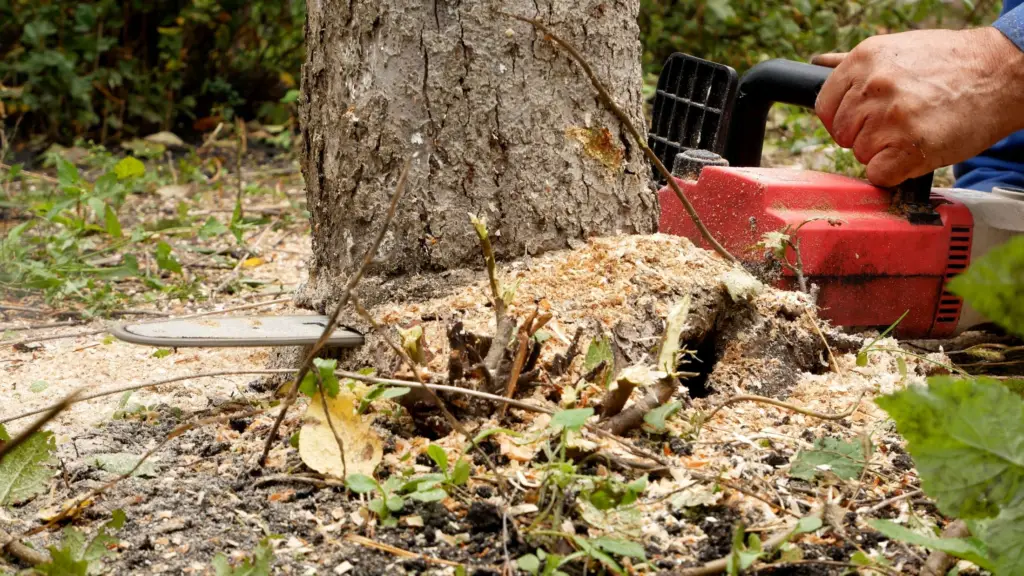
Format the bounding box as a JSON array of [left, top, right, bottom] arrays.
[[0, 526, 50, 566], [864, 489, 923, 513], [315, 370, 347, 479], [23, 407, 266, 536], [344, 534, 466, 568], [805, 309, 842, 375], [920, 520, 969, 576], [0, 389, 82, 463], [0, 320, 82, 333], [470, 215, 505, 321], [258, 159, 411, 466], [1, 370, 293, 425], [704, 391, 864, 423], [502, 13, 736, 264], [0, 162, 59, 185]]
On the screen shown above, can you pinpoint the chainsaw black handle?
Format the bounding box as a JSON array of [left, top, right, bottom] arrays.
[[722, 58, 934, 198]]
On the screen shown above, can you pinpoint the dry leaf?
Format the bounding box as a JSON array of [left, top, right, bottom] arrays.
[[242, 257, 265, 268], [298, 390, 383, 479]]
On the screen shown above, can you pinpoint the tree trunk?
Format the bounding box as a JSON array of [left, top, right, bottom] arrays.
[[297, 0, 655, 309]]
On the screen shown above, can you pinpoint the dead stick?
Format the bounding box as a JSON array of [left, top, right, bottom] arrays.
[[1, 370, 293, 424], [23, 408, 266, 537], [920, 520, 969, 576], [258, 159, 411, 466], [500, 308, 537, 417], [0, 390, 82, 463], [0, 320, 82, 333], [315, 371, 348, 479], [1, 368, 555, 426], [504, 13, 736, 264], [0, 526, 50, 566], [704, 391, 865, 423], [0, 162, 58, 185], [345, 533, 465, 568]]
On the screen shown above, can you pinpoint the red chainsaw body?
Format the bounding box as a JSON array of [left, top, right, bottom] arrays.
[[658, 167, 974, 338]]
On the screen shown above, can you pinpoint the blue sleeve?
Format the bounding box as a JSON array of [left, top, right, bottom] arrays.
[[995, 0, 1024, 52]]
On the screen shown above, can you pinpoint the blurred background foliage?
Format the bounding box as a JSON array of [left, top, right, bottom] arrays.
[[0, 0, 1005, 149]]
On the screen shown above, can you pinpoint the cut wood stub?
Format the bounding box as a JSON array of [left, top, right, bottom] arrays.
[[311, 234, 827, 411]]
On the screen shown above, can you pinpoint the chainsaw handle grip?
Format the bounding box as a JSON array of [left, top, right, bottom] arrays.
[[722, 58, 934, 194]]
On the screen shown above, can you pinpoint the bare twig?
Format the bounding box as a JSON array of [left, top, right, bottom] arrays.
[[235, 117, 247, 221], [252, 474, 345, 489], [920, 520, 969, 576], [501, 308, 549, 417], [0, 162, 59, 185], [24, 408, 266, 536], [600, 377, 677, 435], [344, 534, 465, 568], [0, 526, 50, 566], [1, 370, 293, 425], [0, 389, 82, 463], [503, 13, 736, 264], [550, 326, 583, 376], [315, 370, 347, 479], [864, 489, 923, 513], [704, 391, 865, 423], [0, 320, 82, 333], [470, 215, 505, 322], [258, 159, 411, 466], [806, 309, 842, 375]]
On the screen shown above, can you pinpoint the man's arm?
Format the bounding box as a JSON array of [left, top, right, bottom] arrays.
[[811, 24, 1024, 187]]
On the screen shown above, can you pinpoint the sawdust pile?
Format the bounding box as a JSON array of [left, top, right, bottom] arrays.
[[345, 233, 826, 402]]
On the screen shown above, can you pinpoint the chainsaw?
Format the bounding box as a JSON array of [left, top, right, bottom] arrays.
[[649, 53, 1024, 339]]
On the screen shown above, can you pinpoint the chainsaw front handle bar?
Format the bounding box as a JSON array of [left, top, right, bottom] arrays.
[[723, 58, 934, 199]]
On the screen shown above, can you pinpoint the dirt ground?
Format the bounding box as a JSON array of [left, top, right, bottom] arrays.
[[0, 145, 979, 576]]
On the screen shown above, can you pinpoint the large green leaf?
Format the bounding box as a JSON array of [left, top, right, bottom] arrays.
[[788, 436, 865, 482], [876, 377, 1024, 519], [0, 430, 55, 506], [947, 236, 1024, 337], [971, 503, 1024, 575], [89, 452, 159, 478], [868, 519, 994, 571]]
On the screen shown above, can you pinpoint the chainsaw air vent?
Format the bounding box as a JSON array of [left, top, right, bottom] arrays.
[[648, 54, 737, 183], [934, 225, 973, 327]]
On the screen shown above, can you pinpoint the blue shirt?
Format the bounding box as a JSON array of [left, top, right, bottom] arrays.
[[954, 0, 1024, 191]]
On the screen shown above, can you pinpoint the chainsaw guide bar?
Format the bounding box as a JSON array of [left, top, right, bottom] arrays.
[[111, 315, 364, 348]]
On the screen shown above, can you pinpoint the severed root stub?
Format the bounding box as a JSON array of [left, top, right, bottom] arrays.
[[305, 234, 828, 434]]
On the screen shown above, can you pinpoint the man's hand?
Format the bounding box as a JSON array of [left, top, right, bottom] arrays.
[[813, 27, 1024, 187]]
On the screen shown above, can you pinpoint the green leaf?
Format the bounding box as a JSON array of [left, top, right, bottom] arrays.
[[971, 502, 1024, 575], [551, 407, 594, 431], [288, 431, 300, 449], [452, 459, 471, 486], [113, 156, 145, 180], [793, 516, 823, 535], [199, 217, 230, 240], [211, 538, 274, 576], [0, 430, 55, 506], [30, 380, 49, 393], [103, 205, 123, 238], [584, 336, 613, 374], [517, 554, 541, 574], [299, 358, 340, 398], [427, 444, 448, 472], [592, 537, 646, 559], [280, 89, 300, 104], [154, 241, 182, 274], [0, 425, 9, 442], [658, 295, 691, 373], [345, 474, 379, 494], [409, 488, 448, 502], [867, 519, 994, 571], [36, 545, 89, 576], [152, 349, 172, 359], [876, 377, 1024, 519], [385, 494, 406, 512], [643, 400, 682, 433], [56, 157, 80, 188], [856, 351, 868, 367], [789, 436, 866, 482], [948, 236, 1024, 337], [897, 356, 908, 378], [851, 551, 875, 566], [89, 452, 159, 478]]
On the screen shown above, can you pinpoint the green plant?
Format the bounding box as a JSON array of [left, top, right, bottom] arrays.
[[35, 509, 126, 576], [212, 537, 277, 576], [871, 238, 1024, 574], [0, 429, 55, 507], [1, 0, 305, 142]]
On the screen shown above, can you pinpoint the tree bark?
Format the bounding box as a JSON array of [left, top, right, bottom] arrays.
[[298, 0, 656, 309]]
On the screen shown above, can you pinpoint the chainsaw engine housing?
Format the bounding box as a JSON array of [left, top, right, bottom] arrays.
[[650, 53, 1024, 338]]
